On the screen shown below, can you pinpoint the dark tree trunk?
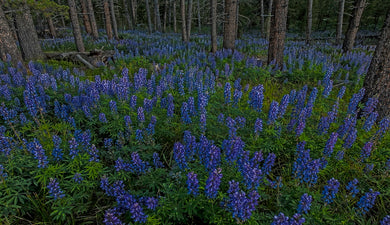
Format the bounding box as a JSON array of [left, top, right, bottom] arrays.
[[266, 0, 273, 40], [145, 0, 153, 33], [223, 0, 238, 50], [342, 0, 366, 52], [0, 6, 22, 65], [173, 0, 177, 32], [362, 10, 390, 120], [197, 0, 201, 32], [260, 0, 265, 37], [130, 0, 137, 26], [336, 0, 345, 44], [104, 0, 113, 39], [87, 0, 99, 39], [47, 16, 57, 38], [123, 0, 133, 30], [68, 0, 85, 52], [306, 0, 313, 44], [181, 0, 187, 41], [58, 0, 66, 27], [267, 0, 288, 68], [211, 0, 217, 53], [187, 0, 193, 39], [14, 3, 44, 60], [110, 0, 119, 39], [154, 0, 162, 32], [81, 0, 92, 34], [163, 0, 168, 32]]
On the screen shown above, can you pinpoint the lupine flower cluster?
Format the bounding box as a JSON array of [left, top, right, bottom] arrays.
[[357, 189, 380, 215], [205, 168, 223, 199], [322, 178, 340, 204], [297, 193, 312, 214], [346, 178, 359, 198], [115, 152, 150, 174], [187, 172, 199, 196], [47, 178, 65, 200], [293, 142, 320, 186], [27, 139, 48, 168], [0, 164, 7, 180], [271, 212, 305, 225]]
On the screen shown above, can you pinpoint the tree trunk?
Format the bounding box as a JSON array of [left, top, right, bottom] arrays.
[[145, 0, 153, 33], [163, 0, 168, 32], [81, 0, 92, 34], [68, 0, 85, 52], [47, 16, 57, 38], [110, 0, 119, 39], [342, 0, 366, 52], [306, 0, 313, 44], [197, 0, 201, 32], [130, 0, 137, 26], [0, 6, 22, 65], [362, 9, 390, 120], [223, 0, 238, 50], [86, 0, 99, 39], [173, 0, 177, 32], [14, 3, 44, 60], [267, 0, 288, 68], [260, 0, 265, 37], [154, 0, 162, 32], [336, 0, 345, 44], [187, 0, 193, 39], [266, 0, 273, 40], [181, 0, 187, 41], [123, 0, 133, 30], [104, 0, 113, 39], [211, 0, 217, 53]]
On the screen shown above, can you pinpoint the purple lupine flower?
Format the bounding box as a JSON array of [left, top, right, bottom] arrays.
[[28, 139, 48, 168], [306, 88, 318, 117], [232, 89, 242, 107], [347, 88, 365, 115], [137, 107, 145, 123], [104, 138, 113, 149], [278, 94, 290, 119], [262, 153, 276, 176], [363, 112, 378, 132], [88, 144, 99, 162], [267, 101, 279, 125], [0, 164, 8, 180], [218, 113, 225, 124], [131, 152, 150, 174], [135, 129, 143, 141], [362, 98, 378, 118], [152, 152, 164, 168], [377, 117, 390, 138], [364, 163, 374, 173], [357, 189, 380, 215], [224, 82, 231, 104], [52, 135, 63, 161], [181, 102, 191, 124], [130, 95, 137, 109], [380, 215, 390, 225], [124, 115, 132, 127], [337, 86, 346, 99], [173, 142, 187, 169], [187, 172, 199, 196], [205, 168, 223, 199], [297, 193, 312, 214], [47, 178, 65, 200], [249, 84, 264, 112], [323, 79, 333, 98], [360, 141, 374, 162], [323, 132, 338, 157], [99, 113, 108, 123], [242, 163, 262, 190], [336, 150, 344, 160], [296, 108, 308, 137], [109, 100, 117, 114], [130, 202, 147, 223], [145, 197, 159, 210], [200, 113, 207, 133], [272, 213, 305, 225], [343, 128, 357, 149], [346, 178, 359, 198], [322, 178, 340, 204], [73, 173, 83, 184], [187, 97, 196, 116], [254, 118, 263, 136], [69, 137, 79, 159]]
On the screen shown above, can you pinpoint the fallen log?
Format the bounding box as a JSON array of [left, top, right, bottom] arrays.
[[45, 49, 115, 68]]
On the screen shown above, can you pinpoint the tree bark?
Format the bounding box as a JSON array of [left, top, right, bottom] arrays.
[[187, 0, 193, 39], [181, 0, 187, 41], [57, 0, 66, 27], [260, 0, 265, 37], [306, 0, 313, 44], [145, 0, 153, 33], [362, 9, 390, 120], [104, 0, 113, 40], [130, 0, 137, 26], [0, 5, 23, 65], [86, 0, 99, 39], [197, 0, 201, 32], [223, 0, 238, 50], [342, 0, 366, 52], [154, 0, 162, 32], [336, 0, 345, 44], [81, 0, 92, 34], [123, 0, 133, 30], [173, 0, 177, 32], [47, 16, 57, 38], [267, 0, 288, 68], [266, 0, 273, 40], [14, 3, 44, 60], [163, 0, 168, 32], [211, 0, 217, 53], [68, 0, 85, 52], [110, 0, 119, 39]]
